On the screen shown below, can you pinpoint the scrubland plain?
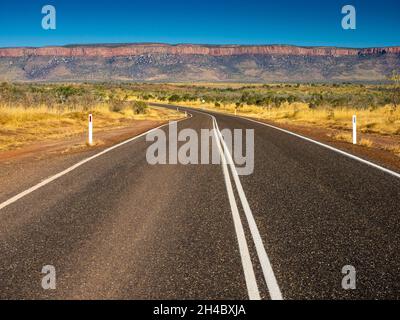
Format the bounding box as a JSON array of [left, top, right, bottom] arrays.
[[0, 83, 180, 151], [1, 82, 399, 157], [133, 82, 400, 156]]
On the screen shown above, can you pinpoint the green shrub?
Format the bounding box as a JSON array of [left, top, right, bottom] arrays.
[[132, 101, 148, 114], [168, 94, 181, 102]]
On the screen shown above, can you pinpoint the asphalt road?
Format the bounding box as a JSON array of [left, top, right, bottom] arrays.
[[0, 105, 399, 299]]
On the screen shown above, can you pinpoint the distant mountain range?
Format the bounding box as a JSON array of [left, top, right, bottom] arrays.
[[0, 43, 399, 82]]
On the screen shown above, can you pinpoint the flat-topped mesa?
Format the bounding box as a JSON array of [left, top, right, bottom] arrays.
[[0, 44, 399, 58]]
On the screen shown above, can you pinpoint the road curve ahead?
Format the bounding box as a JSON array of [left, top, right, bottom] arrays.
[[0, 105, 399, 300]]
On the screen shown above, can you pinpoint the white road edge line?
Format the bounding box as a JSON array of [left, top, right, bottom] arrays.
[[0, 115, 191, 211], [199, 107, 400, 179], [213, 117, 283, 300], [212, 118, 261, 300], [244, 117, 400, 179]]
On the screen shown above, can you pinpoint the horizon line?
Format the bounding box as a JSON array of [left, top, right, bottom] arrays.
[[1, 42, 400, 50]]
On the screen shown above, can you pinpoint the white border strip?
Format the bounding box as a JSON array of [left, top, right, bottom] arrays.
[[0, 116, 190, 211]]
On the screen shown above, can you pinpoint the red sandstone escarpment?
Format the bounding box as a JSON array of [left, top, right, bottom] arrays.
[[0, 44, 399, 58]]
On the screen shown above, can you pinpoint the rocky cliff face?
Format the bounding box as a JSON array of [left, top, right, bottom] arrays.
[[0, 43, 399, 82], [0, 43, 400, 58]]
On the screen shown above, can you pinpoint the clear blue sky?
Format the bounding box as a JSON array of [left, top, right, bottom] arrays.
[[0, 0, 399, 48]]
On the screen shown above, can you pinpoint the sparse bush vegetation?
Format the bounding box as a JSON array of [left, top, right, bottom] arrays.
[[168, 94, 181, 103], [389, 70, 400, 110], [109, 98, 125, 112], [0, 83, 178, 151], [132, 101, 148, 114], [0, 81, 399, 154]]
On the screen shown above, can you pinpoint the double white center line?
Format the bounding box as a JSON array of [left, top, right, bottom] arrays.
[[211, 115, 283, 301]]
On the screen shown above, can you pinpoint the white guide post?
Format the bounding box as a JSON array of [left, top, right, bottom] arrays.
[[88, 113, 93, 145], [352, 115, 357, 145]]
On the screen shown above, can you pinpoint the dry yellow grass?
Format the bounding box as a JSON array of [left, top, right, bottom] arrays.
[[332, 132, 353, 143], [0, 104, 181, 151], [330, 133, 374, 148], [359, 138, 374, 148], [226, 103, 398, 135], [152, 98, 400, 136], [145, 97, 400, 156], [383, 145, 400, 156]]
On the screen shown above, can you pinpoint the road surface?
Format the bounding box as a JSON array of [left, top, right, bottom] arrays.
[[0, 105, 399, 299]]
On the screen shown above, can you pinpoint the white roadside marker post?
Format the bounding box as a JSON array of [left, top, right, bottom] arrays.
[[352, 115, 357, 145], [88, 114, 93, 145]]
